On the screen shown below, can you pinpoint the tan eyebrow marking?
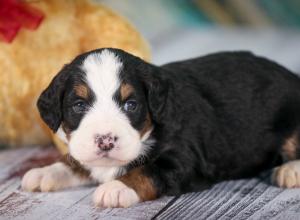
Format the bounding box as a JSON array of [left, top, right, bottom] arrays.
[[74, 84, 89, 99], [120, 83, 134, 101]]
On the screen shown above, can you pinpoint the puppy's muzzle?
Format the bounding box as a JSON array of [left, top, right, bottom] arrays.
[[95, 133, 118, 152]]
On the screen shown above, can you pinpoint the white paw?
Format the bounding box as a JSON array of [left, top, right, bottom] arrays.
[[21, 162, 83, 192], [272, 161, 300, 188], [93, 180, 140, 208]]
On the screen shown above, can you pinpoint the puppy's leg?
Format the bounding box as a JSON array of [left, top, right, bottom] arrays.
[[272, 160, 300, 188], [92, 152, 202, 208], [93, 167, 154, 208], [93, 180, 140, 208], [22, 154, 91, 192], [272, 132, 300, 188]]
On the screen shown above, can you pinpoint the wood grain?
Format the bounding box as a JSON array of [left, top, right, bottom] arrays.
[[0, 147, 171, 220]]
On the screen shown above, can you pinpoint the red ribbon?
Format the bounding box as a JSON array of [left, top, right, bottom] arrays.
[[0, 0, 44, 43]]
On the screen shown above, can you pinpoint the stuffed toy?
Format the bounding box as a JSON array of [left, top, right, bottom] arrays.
[[0, 0, 150, 153]]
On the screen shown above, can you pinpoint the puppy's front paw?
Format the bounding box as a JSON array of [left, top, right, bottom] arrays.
[[93, 180, 140, 208], [272, 161, 300, 188], [21, 162, 81, 192]]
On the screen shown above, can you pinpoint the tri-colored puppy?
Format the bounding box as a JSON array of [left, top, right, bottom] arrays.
[[22, 48, 300, 208]]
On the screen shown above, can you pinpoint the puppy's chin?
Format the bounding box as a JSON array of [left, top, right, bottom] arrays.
[[69, 142, 141, 168], [68, 149, 132, 167], [79, 157, 129, 167], [68, 132, 144, 168]]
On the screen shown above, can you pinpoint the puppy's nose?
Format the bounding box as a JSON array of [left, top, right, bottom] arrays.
[[95, 133, 118, 152]]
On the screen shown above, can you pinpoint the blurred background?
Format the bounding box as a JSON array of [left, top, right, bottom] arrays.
[[101, 0, 300, 73], [1, 0, 300, 149]]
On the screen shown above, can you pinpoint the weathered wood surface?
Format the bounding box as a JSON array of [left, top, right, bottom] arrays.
[[0, 147, 171, 220], [1, 147, 300, 220]]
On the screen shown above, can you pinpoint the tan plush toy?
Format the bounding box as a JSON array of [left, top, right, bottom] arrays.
[[0, 0, 150, 154]]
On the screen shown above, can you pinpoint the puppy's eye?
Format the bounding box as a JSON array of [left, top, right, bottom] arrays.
[[124, 100, 138, 112], [72, 101, 87, 113]]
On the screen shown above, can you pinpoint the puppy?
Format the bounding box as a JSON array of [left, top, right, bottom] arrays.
[[22, 48, 300, 208]]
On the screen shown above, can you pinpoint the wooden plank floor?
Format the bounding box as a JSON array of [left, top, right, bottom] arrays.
[[2, 147, 300, 219], [0, 147, 171, 220]]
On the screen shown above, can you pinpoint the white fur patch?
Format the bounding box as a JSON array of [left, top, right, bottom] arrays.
[[56, 126, 68, 144], [82, 49, 122, 102], [90, 166, 126, 183], [21, 162, 89, 192], [272, 160, 300, 188], [93, 180, 140, 208], [69, 49, 145, 167]]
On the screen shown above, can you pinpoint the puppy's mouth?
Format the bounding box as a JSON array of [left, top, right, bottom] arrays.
[[96, 150, 109, 157]]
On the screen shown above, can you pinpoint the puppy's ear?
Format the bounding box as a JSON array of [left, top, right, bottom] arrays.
[[140, 66, 169, 123], [37, 68, 69, 132]]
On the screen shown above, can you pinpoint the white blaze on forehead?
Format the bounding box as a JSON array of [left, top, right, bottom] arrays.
[[69, 49, 143, 167], [82, 49, 122, 100]]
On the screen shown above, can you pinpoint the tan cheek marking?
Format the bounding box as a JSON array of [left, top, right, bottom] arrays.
[[74, 84, 89, 99], [140, 113, 152, 138], [118, 167, 157, 201], [282, 132, 298, 161], [62, 123, 71, 141], [120, 83, 134, 101], [60, 154, 90, 179]]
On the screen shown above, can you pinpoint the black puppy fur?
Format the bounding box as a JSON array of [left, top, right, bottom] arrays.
[[38, 49, 300, 201]]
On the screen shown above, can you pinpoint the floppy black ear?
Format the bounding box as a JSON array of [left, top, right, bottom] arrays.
[[37, 68, 69, 132], [140, 66, 170, 123]]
